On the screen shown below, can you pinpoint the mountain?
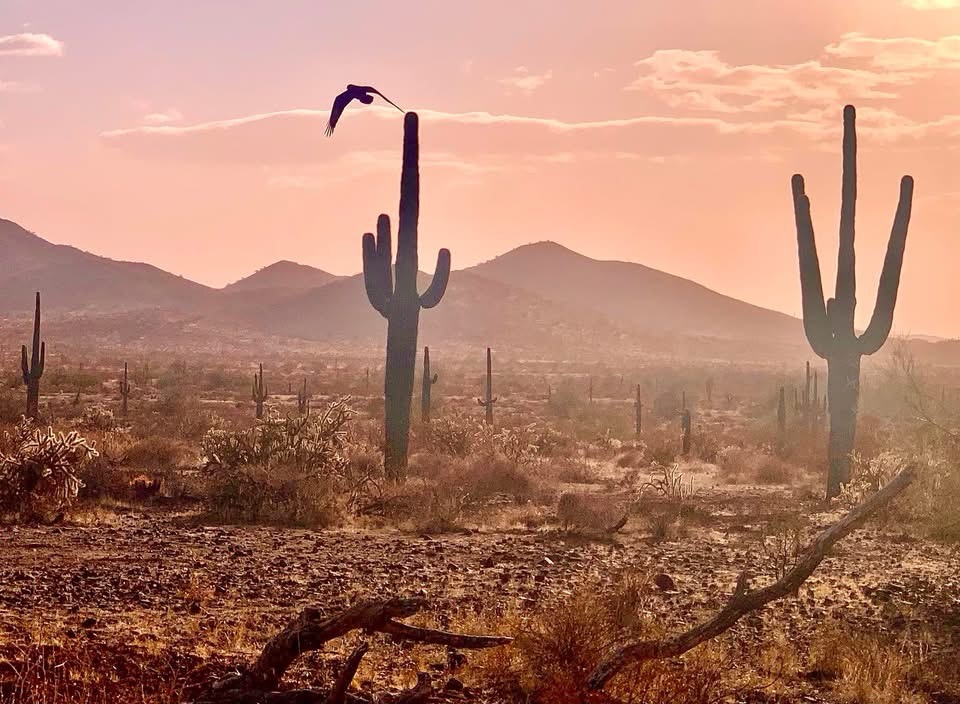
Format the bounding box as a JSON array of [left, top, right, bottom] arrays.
[[465, 242, 804, 344], [0, 218, 213, 313], [223, 261, 339, 294], [239, 271, 638, 358]]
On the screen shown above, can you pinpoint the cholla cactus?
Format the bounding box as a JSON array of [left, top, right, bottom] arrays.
[[0, 419, 99, 520]]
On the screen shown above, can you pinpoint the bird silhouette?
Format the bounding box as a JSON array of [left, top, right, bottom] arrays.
[[325, 84, 404, 136]]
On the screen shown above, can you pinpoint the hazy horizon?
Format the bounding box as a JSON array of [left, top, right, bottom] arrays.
[[2, 1, 959, 335]]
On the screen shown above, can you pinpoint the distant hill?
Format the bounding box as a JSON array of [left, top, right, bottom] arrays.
[[223, 261, 339, 294], [465, 242, 804, 344], [0, 218, 213, 313]]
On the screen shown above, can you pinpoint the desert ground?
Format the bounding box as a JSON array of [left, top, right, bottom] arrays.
[[0, 348, 958, 704]]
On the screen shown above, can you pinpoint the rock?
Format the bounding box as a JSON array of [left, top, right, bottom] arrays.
[[654, 573, 677, 592]]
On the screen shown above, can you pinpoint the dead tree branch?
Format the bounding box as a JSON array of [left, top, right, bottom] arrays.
[[195, 597, 511, 704], [588, 465, 916, 690]]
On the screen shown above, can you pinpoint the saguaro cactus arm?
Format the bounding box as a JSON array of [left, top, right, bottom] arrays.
[[362, 214, 394, 318], [419, 248, 451, 308], [858, 175, 915, 355], [792, 175, 833, 358]]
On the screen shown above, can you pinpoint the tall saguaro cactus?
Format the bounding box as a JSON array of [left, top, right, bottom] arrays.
[[21, 292, 45, 419], [362, 113, 451, 479], [119, 362, 131, 418], [252, 363, 268, 420], [297, 378, 310, 417], [635, 384, 642, 437], [477, 348, 498, 426], [792, 104, 914, 498], [421, 346, 439, 423]]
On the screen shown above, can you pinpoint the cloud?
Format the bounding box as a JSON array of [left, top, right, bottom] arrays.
[[825, 32, 960, 71], [498, 66, 553, 94], [142, 108, 184, 125], [100, 104, 840, 171], [902, 0, 960, 8], [0, 33, 64, 57], [627, 48, 911, 113]]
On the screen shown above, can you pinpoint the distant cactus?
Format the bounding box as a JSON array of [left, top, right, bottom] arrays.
[[635, 384, 642, 437], [680, 409, 691, 455], [297, 378, 310, 417], [792, 105, 913, 498], [21, 292, 45, 420], [362, 112, 451, 479], [252, 363, 268, 419], [589, 375, 594, 403], [477, 348, 498, 426], [119, 362, 131, 418], [777, 386, 786, 445], [421, 346, 438, 423], [705, 377, 714, 405]]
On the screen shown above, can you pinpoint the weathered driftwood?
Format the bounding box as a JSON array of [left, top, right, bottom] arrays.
[[588, 465, 916, 689], [196, 597, 511, 704]]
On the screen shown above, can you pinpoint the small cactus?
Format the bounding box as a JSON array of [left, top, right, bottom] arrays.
[[119, 362, 131, 418], [680, 409, 692, 456], [635, 384, 643, 437], [21, 292, 45, 420], [252, 363, 268, 419], [421, 346, 439, 423], [297, 378, 310, 416], [477, 348, 498, 426], [777, 386, 786, 446]]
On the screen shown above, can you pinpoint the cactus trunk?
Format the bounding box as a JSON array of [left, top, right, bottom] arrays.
[[362, 113, 451, 480], [792, 104, 913, 498], [120, 362, 130, 418], [777, 386, 786, 448], [681, 409, 691, 455], [21, 292, 44, 420], [635, 384, 642, 437], [477, 347, 497, 426], [252, 363, 267, 420], [421, 346, 438, 423]]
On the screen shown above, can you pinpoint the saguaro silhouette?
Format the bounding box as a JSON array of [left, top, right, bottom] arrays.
[[791, 105, 913, 498]]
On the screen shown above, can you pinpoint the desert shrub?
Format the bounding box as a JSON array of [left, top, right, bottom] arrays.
[[716, 445, 798, 485], [0, 384, 23, 424], [807, 626, 928, 704], [80, 405, 116, 432], [421, 413, 485, 457], [125, 436, 195, 470], [0, 419, 99, 521], [202, 400, 354, 474], [556, 491, 626, 533], [134, 387, 211, 441], [471, 571, 724, 703], [757, 514, 809, 581], [207, 464, 342, 528], [201, 400, 355, 528]]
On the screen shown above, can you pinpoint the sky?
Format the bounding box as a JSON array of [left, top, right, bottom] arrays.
[[1, 0, 959, 336]]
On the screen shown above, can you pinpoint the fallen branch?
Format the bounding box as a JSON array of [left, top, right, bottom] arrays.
[[588, 465, 916, 690], [196, 597, 511, 704]]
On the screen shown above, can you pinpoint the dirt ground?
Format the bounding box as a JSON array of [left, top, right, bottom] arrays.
[[1, 465, 958, 703]]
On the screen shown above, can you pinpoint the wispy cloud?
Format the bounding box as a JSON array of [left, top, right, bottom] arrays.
[[902, 0, 960, 8], [498, 66, 553, 95], [825, 32, 960, 71], [142, 108, 184, 125], [0, 33, 64, 57]]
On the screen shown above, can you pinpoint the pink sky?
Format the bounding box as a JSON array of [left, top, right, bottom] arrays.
[[1, 0, 959, 336]]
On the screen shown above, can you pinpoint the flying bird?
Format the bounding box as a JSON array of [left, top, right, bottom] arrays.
[[325, 84, 404, 136]]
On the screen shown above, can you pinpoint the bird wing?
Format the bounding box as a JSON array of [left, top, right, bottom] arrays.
[[325, 89, 355, 136], [368, 88, 404, 112]]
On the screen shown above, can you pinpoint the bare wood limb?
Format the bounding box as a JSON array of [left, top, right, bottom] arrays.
[[199, 597, 512, 703], [324, 642, 369, 704], [380, 620, 512, 649], [588, 465, 916, 690]]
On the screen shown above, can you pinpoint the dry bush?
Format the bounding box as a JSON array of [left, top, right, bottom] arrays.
[[716, 445, 799, 485], [0, 419, 99, 522], [469, 571, 725, 703], [806, 626, 928, 704], [0, 641, 204, 704], [556, 491, 626, 533], [206, 464, 343, 528], [547, 456, 602, 484], [133, 387, 212, 441], [125, 436, 196, 470]]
